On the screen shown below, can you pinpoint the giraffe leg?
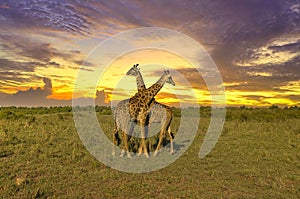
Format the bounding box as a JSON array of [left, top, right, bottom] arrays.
[[154, 112, 173, 156], [146, 124, 152, 152], [140, 119, 149, 157], [138, 115, 149, 156], [119, 121, 132, 158], [121, 132, 131, 158], [153, 124, 165, 156], [137, 122, 146, 156], [138, 144, 143, 156], [120, 131, 126, 157], [112, 126, 118, 157], [125, 121, 136, 158], [168, 126, 174, 154], [124, 121, 134, 158]]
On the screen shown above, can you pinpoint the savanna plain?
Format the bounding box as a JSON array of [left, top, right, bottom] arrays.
[[0, 106, 299, 198]]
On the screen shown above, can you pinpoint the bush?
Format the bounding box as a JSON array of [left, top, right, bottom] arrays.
[[0, 110, 23, 120]]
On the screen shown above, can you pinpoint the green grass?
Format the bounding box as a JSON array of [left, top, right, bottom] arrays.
[[0, 107, 299, 198]]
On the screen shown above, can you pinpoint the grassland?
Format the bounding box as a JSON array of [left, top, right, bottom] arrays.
[[0, 106, 299, 198]]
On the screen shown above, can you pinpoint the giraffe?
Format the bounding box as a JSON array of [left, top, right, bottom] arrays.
[[128, 68, 175, 157], [112, 65, 175, 157], [126, 64, 174, 156]]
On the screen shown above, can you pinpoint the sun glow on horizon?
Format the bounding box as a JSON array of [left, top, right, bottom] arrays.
[[95, 49, 207, 107]]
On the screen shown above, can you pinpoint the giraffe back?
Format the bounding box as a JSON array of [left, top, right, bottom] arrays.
[[148, 101, 173, 124]]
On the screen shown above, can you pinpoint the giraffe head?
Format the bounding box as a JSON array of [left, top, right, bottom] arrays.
[[126, 64, 140, 76], [164, 70, 175, 86]]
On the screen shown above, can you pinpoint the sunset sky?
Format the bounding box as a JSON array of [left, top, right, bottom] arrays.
[[0, 0, 299, 107]]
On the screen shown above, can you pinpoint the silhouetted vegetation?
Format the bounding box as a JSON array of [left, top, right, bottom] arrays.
[[1, 105, 298, 121], [225, 107, 300, 122]]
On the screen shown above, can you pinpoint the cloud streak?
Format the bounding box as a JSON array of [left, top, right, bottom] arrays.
[[0, 0, 299, 106]]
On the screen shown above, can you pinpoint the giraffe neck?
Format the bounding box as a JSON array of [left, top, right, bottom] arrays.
[[145, 74, 166, 100], [136, 71, 146, 91]]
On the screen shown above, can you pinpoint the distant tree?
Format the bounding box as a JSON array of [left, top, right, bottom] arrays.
[[269, 105, 279, 109], [240, 105, 246, 109]]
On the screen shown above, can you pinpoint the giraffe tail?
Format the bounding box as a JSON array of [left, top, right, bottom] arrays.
[[168, 126, 175, 139], [114, 128, 121, 146], [113, 119, 121, 146]]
